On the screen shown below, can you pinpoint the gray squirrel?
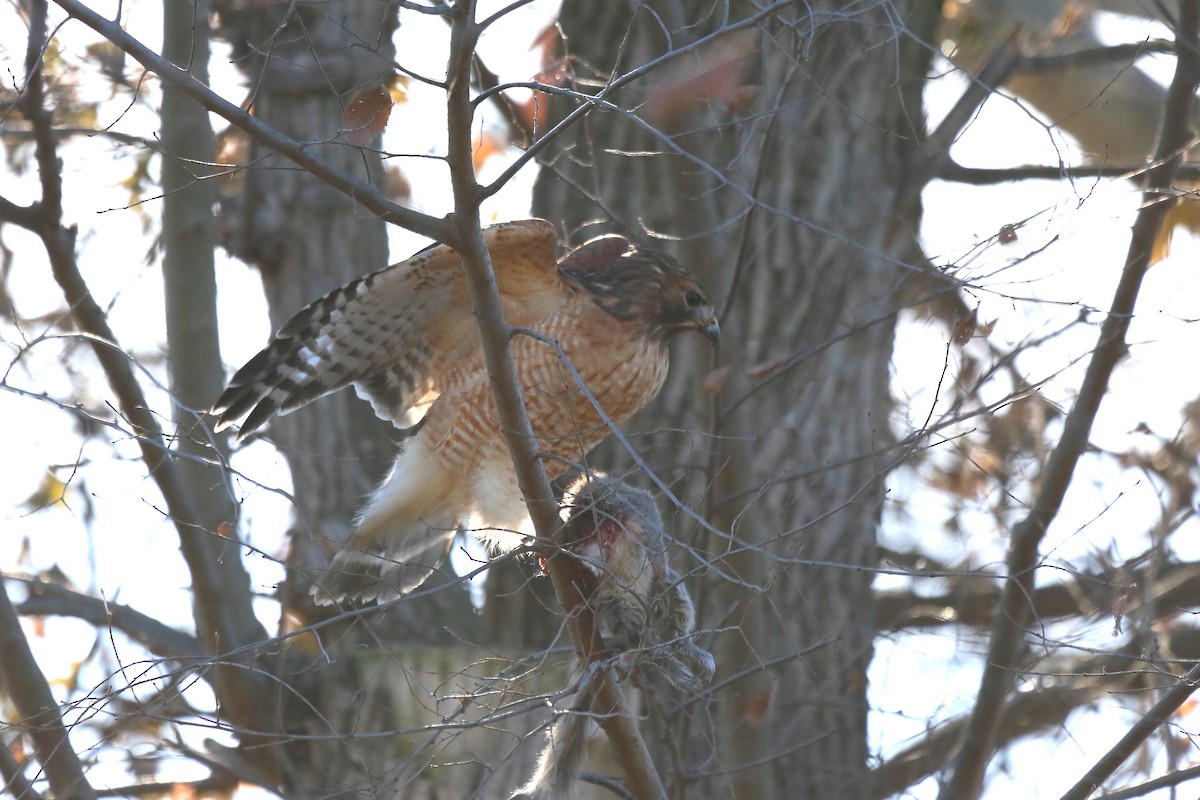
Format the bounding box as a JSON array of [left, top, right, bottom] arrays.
[[512, 473, 714, 800]]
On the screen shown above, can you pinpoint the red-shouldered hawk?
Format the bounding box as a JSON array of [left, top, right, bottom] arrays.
[[212, 220, 718, 605]]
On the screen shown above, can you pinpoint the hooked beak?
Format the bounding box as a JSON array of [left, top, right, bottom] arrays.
[[702, 316, 720, 345]]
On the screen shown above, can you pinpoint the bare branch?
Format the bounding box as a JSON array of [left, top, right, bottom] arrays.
[[876, 625, 1200, 797], [11, 578, 203, 662], [0, 576, 96, 800], [1019, 39, 1176, 73], [910, 32, 1024, 198], [50, 0, 447, 242], [941, 5, 1200, 797], [877, 560, 1200, 632], [940, 160, 1200, 185], [9, 0, 283, 780], [1093, 764, 1200, 800]]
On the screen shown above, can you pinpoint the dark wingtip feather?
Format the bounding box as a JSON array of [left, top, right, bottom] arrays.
[[210, 337, 299, 438]]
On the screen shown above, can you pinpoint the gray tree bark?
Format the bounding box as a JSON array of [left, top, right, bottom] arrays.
[[533, 3, 940, 797]]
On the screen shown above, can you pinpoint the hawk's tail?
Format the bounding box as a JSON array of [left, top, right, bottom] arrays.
[[309, 516, 457, 606]]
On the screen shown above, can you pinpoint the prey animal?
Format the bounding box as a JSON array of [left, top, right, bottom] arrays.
[[211, 220, 718, 604], [512, 473, 714, 800]]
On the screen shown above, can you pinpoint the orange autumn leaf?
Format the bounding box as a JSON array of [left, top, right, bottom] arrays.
[[388, 75, 409, 105], [8, 737, 24, 764], [473, 131, 505, 171], [342, 85, 393, 146], [1148, 199, 1200, 265]]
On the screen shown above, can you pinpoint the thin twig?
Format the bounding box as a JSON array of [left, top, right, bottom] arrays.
[[1061, 660, 1200, 800]]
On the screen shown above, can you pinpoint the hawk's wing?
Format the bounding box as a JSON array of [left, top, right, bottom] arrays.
[[212, 219, 561, 438]]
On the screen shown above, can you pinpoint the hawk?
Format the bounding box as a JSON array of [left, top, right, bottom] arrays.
[[212, 219, 718, 605]]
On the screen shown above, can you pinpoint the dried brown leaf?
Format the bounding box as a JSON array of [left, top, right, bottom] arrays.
[[952, 307, 978, 347], [646, 32, 756, 128], [342, 85, 393, 146], [385, 165, 412, 204], [726, 84, 761, 116], [1111, 591, 1128, 636]]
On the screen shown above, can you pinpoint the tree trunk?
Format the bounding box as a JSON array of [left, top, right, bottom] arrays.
[[534, 4, 939, 797], [160, 0, 278, 768]]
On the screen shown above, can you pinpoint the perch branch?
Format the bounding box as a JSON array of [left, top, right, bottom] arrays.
[[442, 5, 665, 799]]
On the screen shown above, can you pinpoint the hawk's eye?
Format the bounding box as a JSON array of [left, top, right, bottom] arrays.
[[684, 290, 705, 308]]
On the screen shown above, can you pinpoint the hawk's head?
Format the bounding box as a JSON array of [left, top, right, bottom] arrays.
[[564, 247, 720, 344]]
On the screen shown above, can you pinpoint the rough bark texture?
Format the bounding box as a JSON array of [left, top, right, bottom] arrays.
[[533, 4, 939, 797]]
